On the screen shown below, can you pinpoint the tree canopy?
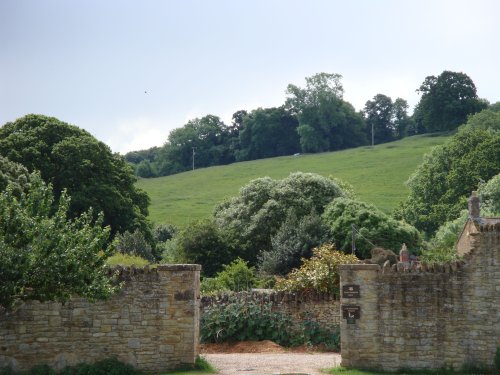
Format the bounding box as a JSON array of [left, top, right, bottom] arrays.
[[414, 70, 487, 132], [363, 94, 412, 144], [213, 172, 345, 266], [322, 197, 421, 258], [286, 73, 367, 152], [0, 172, 116, 310], [235, 107, 300, 161], [396, 110, 500, 234], [0, 114, 151, 240]]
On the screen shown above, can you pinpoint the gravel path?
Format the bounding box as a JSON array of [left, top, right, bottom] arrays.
[[202, 353, 341, 375]]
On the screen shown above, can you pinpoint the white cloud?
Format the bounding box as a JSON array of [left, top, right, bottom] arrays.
[[105, 117, 171, 154]]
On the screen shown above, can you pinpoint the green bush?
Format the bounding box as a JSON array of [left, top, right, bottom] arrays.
[[200, 297, 340, 350], [201, 258, 257, 295], [114, 229, 156, 262], [201, 298, 298, 346], [275, 244, 358, 295]]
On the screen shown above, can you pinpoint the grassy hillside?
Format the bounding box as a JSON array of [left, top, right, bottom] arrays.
[[138, 133, 451, 227]]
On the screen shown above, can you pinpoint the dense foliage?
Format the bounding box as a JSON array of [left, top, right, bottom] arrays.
[[0, 173, 116, 310], [259, 210, 328, 276], [363, 94, 412, 143], [322, 198, 421, 258], [235, 107, 300, 161], [396, 112, 500, 234], [286, 73, 367, 152], [201, 258, 256, 295], [200, 298, 340, 350], [173, 219, 234, 277], [0, 156, 30, 197], [0, 114, 151, 242], [213, 172, 345, 267], [275, 244, 358, 295], [414, 71, 487, 132], [479, 173, 500, 215]]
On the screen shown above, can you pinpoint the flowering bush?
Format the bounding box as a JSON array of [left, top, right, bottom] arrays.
[[274, 244, 358, 295]]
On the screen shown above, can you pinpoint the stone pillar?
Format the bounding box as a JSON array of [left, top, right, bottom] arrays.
[[339, 264, 380, 369]]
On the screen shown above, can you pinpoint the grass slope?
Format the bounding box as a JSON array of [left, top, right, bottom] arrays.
[[138, 134, 451, 227]]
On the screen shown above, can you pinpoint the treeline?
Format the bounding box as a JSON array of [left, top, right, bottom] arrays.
[[125, 70, 488, 178]]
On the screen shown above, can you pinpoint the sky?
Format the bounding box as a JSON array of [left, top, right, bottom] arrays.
[[1, 0, 499, 154]]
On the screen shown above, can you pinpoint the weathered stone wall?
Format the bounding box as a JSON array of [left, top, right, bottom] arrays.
[[339, 220, 500, 371], [0, 264, 201, 373], [201, 291, 341, 328]]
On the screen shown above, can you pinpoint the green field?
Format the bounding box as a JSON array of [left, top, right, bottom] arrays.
[[137, 133, 451, 227]]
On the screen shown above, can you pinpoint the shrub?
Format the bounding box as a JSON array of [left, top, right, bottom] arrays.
[[201, 258, 255, 295], [275, 244, 358, 295], [114, 229, 155, 262], [201, 298, 298, 346], [259, 210, 328, 276]]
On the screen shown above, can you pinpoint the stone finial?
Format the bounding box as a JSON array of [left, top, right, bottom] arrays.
[[468, 191, 480, 219], [399, 243, 409, 263]]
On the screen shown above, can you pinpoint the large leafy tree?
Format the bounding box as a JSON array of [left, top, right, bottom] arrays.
[[0, 172, 116, 310], [157, 115, 233, 175], [364, 95, 412, 144], [0, 114, 151, 241], [322, 197, 421, 259], [235, 107, 300, 161], [286, 73, 367, 152], [213, 172, 345, 267], [396, 110, 500, 234], [414, 70, 487, 132]]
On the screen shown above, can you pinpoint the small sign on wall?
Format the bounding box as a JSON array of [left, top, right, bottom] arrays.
[[342, 284, 361, 298], [342, 305, 361, 324]]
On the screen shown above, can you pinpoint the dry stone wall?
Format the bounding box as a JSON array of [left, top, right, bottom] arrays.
[[201, 291, 341, 328], [0, 264, 201, 373], [339, 220, 500, 372]]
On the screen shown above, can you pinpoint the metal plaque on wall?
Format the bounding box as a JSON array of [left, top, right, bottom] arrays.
[[342, 284, 360, 298]]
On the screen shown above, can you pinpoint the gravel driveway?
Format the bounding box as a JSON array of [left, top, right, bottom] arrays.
[[203, 352, 341, 375]]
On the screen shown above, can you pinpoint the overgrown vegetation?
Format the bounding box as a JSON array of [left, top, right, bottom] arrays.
[[396, 110, 500, 235], [0, 172, 116, 310], [200, 298, 340, 350], [274, 244, 358, 295]]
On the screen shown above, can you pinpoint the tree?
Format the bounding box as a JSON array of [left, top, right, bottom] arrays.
[[364, 94, 395, 144], [364, 95, 412, 144], [414, 71, 487, 132], [259, 210, 328, 276], [322, 198, 421, 259], [479, 173, 500, 216], [175, 219, 234, 277], [0, 115, 151, 241], [396, 112, 500, 234], [0, 172, 116, 310], [392, 98, 412, 139], [213, 172, 345, 267], [236, 107, 300, 161], [286, 73, 367, 152], [0, 156, 30, 197], [157, 115, 233, 175]]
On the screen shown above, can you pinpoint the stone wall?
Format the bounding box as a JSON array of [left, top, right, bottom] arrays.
[[0, 264, 201, 373], [339, 220, 500, 371], [201, 291, 341, 328]]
